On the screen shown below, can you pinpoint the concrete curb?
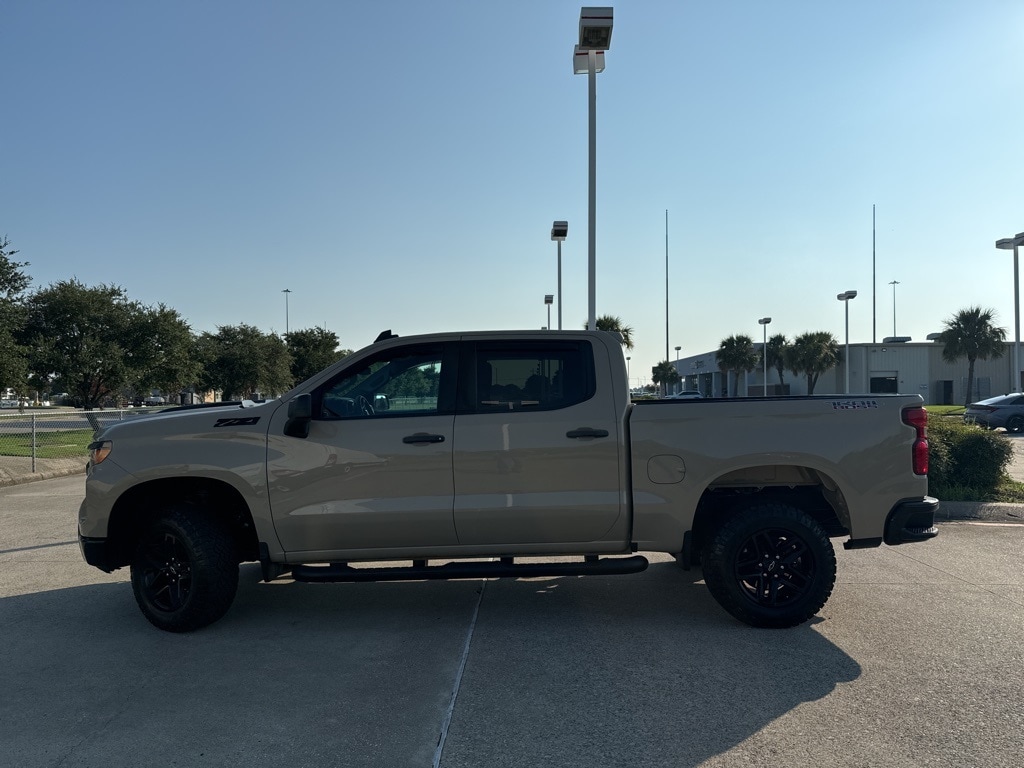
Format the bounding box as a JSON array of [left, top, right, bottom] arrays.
[[0, 465, 87, 488], [0, 455, 90, 489], [936, 500, 1024, 524]]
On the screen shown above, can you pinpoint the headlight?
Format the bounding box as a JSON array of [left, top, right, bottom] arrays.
[[88, 440, 112, 466]]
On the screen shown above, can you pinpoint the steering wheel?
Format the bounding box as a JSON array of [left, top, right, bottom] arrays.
[[356, 395, 375, 416]]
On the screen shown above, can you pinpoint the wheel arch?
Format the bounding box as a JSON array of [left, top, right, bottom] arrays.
[[685, 463, 850, 565], [106, 477, 260, 570]]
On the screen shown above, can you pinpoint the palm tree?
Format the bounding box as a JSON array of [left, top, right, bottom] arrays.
[[651, 360, 681, 396], [716, 335, 759, 396], [765, 333, 789, 390], [939, 307, 1006, 406], [786, 331, 839, 394], [585, 315, 634, 350]]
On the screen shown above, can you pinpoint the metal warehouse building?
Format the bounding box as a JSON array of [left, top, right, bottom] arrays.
[[674, 340, 1021, 405]]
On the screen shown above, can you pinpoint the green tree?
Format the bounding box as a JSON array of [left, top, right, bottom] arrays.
[[20, 280, 156, 408], [585, 315, 634, 350], [786, 331, 840, 395], [651, 360, 681, 396], [0, 235, 29, 297], [201, 324, 293, 400], [0, 235, 31, 393], [389, 363, 439, 399], [135, 304, 201, 398], [765, 333, 789, 389], [286, 326, 351, 383], [716, 334, 758, 396], [938, 307, 1007, 406]]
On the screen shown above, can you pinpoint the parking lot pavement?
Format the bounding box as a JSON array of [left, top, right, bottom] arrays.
[[2, 477, 1023, 768]]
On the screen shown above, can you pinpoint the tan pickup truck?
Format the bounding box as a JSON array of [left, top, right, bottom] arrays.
[[79, 330, 938, 632]]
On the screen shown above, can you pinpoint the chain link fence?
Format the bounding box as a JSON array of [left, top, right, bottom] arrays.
[[0, 409, 146, 475]]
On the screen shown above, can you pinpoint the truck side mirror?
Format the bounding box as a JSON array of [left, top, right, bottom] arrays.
[[284, 393, 312, 438]]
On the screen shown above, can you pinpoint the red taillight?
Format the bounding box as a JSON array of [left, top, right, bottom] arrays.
[[902, 406, 928, 475]]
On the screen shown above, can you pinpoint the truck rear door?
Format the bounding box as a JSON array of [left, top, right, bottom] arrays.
[[451, 338, 627, 549]]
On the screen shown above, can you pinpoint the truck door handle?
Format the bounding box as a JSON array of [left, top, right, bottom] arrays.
[[403, 433, 446, 444], [566, 428, 609, 439]]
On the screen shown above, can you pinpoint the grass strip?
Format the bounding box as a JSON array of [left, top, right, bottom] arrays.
[[0, 428, 94, 458]]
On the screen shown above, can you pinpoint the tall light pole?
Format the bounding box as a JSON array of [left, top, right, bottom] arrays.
[[573, 7, 613, 331], [282, 288, 292, 336], [888, 280, 899, 338], [758, 317, 771, 396], [665, 209, 670, 364], [996, 232, 1024, 392], [551, 221, 568, 330], [626, 356, 631, 389], [544, 294, 554, 330], [837, 291, 857, 394]]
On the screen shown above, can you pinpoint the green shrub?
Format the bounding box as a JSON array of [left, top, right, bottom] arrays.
[[927, 415, 1013, 498]]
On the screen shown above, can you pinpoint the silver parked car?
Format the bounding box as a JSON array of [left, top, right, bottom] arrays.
[[964, 393, 1024, 432]]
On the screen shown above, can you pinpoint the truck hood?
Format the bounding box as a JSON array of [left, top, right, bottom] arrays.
[[95, 399, 282, 442]]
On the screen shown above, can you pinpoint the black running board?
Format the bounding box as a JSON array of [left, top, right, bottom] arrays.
[[290, 555, 649, 583]]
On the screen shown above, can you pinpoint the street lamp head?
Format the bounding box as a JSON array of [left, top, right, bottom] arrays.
[[551, 221, 568, 241], [675, 346, 681, 351], [578, 7, 613, 50], [837, 290, 857, 301], [544, 295, 554, 305], [996, 233, 1024, 250], [573, 45, 605, 74], [758, 317, 771, 325]]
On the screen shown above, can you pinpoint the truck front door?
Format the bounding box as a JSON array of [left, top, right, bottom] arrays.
[[452, 339, 627, 549], [267, 342, 458, 556]]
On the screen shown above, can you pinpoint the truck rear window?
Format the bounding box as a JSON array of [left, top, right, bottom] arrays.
[[463, 341, 595, 413]]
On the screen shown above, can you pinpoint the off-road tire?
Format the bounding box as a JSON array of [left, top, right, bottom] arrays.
[[701, 503, 836, 628], [130, 507, 239, 632]]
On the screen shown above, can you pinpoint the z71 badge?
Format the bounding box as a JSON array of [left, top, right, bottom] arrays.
[[214, 417, 261, 428]]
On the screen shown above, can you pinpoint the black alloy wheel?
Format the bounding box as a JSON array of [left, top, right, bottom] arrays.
[[702, 503, 837, 628], [130, 507, 239, 632], [733, 527, 815, 608], [135, 528, 193, 614]]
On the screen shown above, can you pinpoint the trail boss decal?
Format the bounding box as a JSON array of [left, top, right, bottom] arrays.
[[831, 400, 879, 410], [214, 417, 261, 428]]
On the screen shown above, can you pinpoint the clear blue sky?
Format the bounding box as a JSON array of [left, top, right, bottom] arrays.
[[4, 1, 1024, 385]]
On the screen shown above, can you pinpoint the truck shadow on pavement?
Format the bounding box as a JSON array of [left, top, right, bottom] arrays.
[[3, 561, 861, 768]]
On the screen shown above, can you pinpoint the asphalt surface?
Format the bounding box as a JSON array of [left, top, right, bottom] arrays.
[[2, 475, 1022, 767]]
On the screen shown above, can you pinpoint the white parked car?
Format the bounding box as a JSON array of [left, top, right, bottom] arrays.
[[666, 390, 703, 400]]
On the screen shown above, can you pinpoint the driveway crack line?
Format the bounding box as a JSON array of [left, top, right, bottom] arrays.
[[432, 579, 486, 768], [891, 548, 1023, 607]]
